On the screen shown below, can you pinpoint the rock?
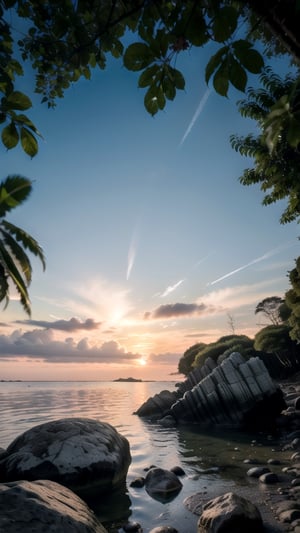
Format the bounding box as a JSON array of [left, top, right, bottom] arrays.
[[130, 477, 145, 488], [259, 472, 279, 484], [122, 521, 142, 532], [170, 465, 185, 476], [144, 467, 182, 501], [134, 390, 178, 418], [197, 491, 263, 533], [0, 418, 131, 495], [0, 479, 107, 532], [246, 466, 270, 478]]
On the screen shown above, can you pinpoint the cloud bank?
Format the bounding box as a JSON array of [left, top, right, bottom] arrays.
[[144, 302, 216, 320]]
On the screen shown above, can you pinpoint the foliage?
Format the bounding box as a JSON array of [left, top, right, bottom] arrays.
[[178, 342, 206, 376], [0, 1, 299, 159], [193, 334, 255, 369], [254, 323, 300, 377], [231, 68, 300, 224], [285, 256, 300, 342], [0, 176, 46, 315], [255, 295, 285, 325]]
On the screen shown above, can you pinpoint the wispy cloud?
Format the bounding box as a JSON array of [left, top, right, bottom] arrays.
[[179, 88, 211, 146], [208, 243, 295, 286], [127, 225, 139, 281], [160, 279, 185, 297]]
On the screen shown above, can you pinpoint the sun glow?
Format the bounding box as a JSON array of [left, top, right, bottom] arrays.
[[138, 357, 147, 366]]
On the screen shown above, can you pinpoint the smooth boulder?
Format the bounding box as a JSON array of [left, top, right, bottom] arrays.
[[198, 491, 263, 533], [145, 467, 182, 502], [0, 418, 131, 495], [0, 479, 107, 532]]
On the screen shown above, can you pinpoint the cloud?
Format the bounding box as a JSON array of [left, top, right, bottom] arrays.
[[0, 329, 140, 364], [16, 317, 101, 332], [179, 88, 211, 146], [160, 279, 185, 297], [144, 302, 216, 320]]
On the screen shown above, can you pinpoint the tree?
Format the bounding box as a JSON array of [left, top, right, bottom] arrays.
[[255, 295, 285, 325], [178, 342, 206, 376], [0, 0, 299, 159], [193, 334, 256, 369], [230, 67, 300, 224], [285, 256, 300, 342], [0, 176, 46, 315], [254, 323, 300, 376]]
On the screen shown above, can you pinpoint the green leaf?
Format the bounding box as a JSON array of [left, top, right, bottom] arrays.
[[162, 78, 176, 100], [138, 65, 159, 88], [20, 127, 38, 157], [213, 6, 238, 42], [287, 117, 300, 148], [213, 62, 229, 96], [0, 175, 32, 217], [124, 43, 155, 72], [205, 46, 229, 84], [229, 57, 247, 92], [172, 69, 185, 90], [144, 86, 160, 115], [1, 122, 19, 149], [7, 91, 32, 110], [233, 42, 264, 74]]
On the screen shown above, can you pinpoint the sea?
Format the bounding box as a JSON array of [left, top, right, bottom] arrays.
[[0, 380, 290, 532]]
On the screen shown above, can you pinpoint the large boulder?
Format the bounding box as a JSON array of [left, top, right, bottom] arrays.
[[197, 492, 263, 533], [0, 418, 131, 495], [0, 479, 107, 532]]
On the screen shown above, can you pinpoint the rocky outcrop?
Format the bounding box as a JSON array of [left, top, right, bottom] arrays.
[[197, 492, 263, 533], [0, 418, 131, 495], [169, 353, 285, 427], [0, 479, 107, 532], [136, 353, 286, 429]]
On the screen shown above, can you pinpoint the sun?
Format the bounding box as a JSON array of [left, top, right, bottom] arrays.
[[138, 357, 147, 366]]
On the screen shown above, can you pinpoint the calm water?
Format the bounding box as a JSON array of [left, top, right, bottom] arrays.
[[0, 381, 290, 532]]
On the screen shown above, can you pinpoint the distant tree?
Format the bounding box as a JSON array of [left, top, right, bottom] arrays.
[[227, 313, 236, 334], [230, 68, 300, 224], [255, 296, 285, 325], [178, 343, 206, 376], [0, 176, 46, 316], [285, 256, 300, 343]]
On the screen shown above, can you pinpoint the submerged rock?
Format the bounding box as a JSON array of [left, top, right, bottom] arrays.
[[0, 418, 131, 495], [0, 479, 107, 532]]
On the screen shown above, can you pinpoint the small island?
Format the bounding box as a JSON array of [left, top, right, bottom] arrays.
[[113, 377, 143, 382]]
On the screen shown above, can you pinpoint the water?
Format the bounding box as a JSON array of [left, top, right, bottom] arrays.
[[0, 381, 290, 532]]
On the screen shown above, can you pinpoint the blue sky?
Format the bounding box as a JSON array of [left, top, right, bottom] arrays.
[[0, 44, 298, 381]]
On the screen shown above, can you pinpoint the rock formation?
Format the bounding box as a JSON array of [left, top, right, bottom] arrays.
[[0, 418, 131, 495], [136, 353, 286, 429], [0, 479, 107, 532]]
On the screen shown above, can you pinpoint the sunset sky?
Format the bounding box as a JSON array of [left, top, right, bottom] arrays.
[[0, 44, 298, 381]]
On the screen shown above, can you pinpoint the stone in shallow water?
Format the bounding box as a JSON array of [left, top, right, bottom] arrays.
[[0, 479, 107, 532], [0, 418, 131, 495], [144, 467, 182, 502], [197, 491, 263, 533]]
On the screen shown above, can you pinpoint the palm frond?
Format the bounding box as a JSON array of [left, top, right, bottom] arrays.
[[0, 247, 31, 316], [0, 229, 32, 284], [1, 220, 46, 270]]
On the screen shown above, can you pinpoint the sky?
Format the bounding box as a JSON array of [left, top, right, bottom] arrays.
[[0, 37, 299, 381]]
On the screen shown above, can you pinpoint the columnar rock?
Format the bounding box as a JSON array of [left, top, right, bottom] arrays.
[[134, 389, 179, 418], [170, 353, 285, 427], [0, 479, 108, 532], [0, 418, 131, 495]]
